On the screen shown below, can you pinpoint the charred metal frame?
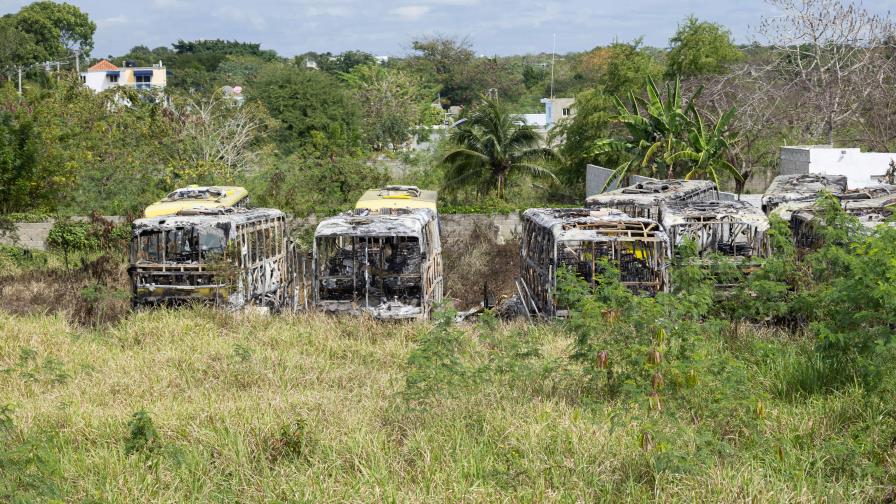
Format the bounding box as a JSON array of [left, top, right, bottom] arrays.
[[661, 200, 771, 259], [761, 174, 848, 214], [129, 208, 302, 310], [585, 179, 719, 221], [312, 208, 443, 320], [790, 194, 896, 250], [520, 208, 671, 317]]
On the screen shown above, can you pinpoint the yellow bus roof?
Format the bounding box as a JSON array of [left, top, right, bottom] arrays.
[[355, 186, 438, 211], [143, 186, 249, 218]]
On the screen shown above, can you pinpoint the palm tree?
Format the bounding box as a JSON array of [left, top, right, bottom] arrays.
[[442, 97, 557, 200], [669, 107, 743, 188]]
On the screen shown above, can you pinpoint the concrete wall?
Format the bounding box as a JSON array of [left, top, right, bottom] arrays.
[[1, 214, 524, 251], [780, 146, 896, 188]]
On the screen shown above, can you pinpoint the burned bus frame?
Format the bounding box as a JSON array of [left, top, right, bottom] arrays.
[[129, 208, 301, 310], [661, 200, 771, 260], [519, 208, 671, 317], [312, 208, 443, 320], [585, 179, 719, 221], [760, 174, 848, 214], [790, 194, 896, 250]]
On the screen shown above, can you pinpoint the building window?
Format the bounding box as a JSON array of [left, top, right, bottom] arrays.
[[135, 74, 151, 89], [79, 75, 86, 83], [562, 107, 572, 117], [107, 74, 119, 83]]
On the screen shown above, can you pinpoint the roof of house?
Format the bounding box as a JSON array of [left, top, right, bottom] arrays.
[[87, 59, 119, 72]]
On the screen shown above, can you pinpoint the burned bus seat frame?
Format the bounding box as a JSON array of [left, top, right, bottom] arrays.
[[520, 208, 671, 318]]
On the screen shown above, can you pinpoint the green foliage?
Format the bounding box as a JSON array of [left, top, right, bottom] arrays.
[[403, 307, 474, 406], [343, 64, 435, 150], [13, 1, 95, 59], [268, 417, 311, 462], [47, 219, 97, 254], [579, 40, 665, 97], [251, 64, 363, 154], [0, 245, 48, 270], [251, 152, 387, 217], [124, 410, 159, 456], [666, 16, 744, 79], [593, 77, 741, 188], [0, 110, 41, 213], [442, 97, 556, 200], [553, 89, 616, 191]]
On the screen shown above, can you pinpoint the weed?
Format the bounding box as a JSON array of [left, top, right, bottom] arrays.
[[124, 410, 160, 456]]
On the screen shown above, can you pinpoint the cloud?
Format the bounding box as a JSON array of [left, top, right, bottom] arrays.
[[391, 5, 431, 21], [96, 15, 128, 28], [214, 6, 267, 30]]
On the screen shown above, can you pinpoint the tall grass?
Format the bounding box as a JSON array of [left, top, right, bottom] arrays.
[[2, 308, 894, 502]]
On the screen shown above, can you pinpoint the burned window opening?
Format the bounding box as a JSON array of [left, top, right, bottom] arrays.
[[520, 208, 670, 318], [586, 179, 719, 221]]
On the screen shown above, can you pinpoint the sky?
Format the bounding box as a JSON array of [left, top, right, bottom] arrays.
[[1, 0, 893, 59]]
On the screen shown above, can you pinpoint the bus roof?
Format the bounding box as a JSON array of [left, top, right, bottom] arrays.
[[143, 185, 249, 218], [355, 185, 438, 211]]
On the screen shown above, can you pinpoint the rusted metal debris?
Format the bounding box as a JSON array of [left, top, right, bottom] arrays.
[[661, 200, 771, 259], [761, 174, 848, 213], [585, 179, 719, 221], [312, 208, 443, 320], [129, 207, 304, 310], [519, 208, 670, 317]]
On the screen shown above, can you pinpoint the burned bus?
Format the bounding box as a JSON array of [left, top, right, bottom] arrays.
[[661, 200, 771, 259], [143, 185, 250, 218], [760, 174, 847, 214], [790, 194, 896, 250], [312, 208, 443, 320], [519, 208, 671, 317], [129, 207, 299, 310], [585, 179, 719, 221]]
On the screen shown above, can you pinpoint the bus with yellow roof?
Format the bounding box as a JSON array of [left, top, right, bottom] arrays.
[[355, 185, 438, 212], [143, 186, 250, 218]]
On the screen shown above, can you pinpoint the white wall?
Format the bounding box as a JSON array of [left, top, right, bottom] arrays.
[[82, 72, 109, 93], [780, 146, 896, 188]]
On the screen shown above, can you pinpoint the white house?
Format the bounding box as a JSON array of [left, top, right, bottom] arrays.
[[780, 145, 896, 189], [540, 97, 575, 129], [80, 59, 167, 93]]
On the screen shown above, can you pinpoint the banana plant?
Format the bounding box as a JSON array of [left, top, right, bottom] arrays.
[[668, 106, 743, 188], [591, 77, 698, 189]]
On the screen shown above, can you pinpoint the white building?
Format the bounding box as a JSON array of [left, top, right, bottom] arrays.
[[540, 97, 575, 129], [80, 59, 167, 93], [779, 145, 896, 189]]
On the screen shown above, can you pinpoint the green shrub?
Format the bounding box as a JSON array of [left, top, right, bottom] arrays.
[[124, 410, 160, 456]]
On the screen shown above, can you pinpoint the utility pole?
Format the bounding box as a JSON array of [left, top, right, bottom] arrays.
[[17, 66, 22, 94], [550, 33, 556, 100], [74, 49, 80, 74]]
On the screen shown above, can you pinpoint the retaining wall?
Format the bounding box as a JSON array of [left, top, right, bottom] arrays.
[[1, 213, 525, 251]]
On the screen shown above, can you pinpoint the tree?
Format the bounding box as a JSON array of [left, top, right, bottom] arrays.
[[407, 36, 476, 106], [666, 16, 744, 79], [251, 64, 362, 154], [168, 90, 271, 177], [592, 77, 741, 188], [759, 0, 896, 144], [0, 16, 42, 86], [553, 89, 616, 190], [442, 97, 556, 199], [343, 64, 434, 150], [14, 1, 95, 59], [0, 110, 41, 213], [580, 40, 665, 96]]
